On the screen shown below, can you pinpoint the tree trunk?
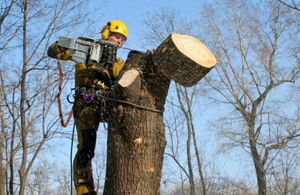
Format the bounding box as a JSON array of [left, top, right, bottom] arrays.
[[152, 33, 216, 87], [0, 98, 5, 195], [19, 1, 28, 195], [104, 34, 216, 194], [104, 51, 170, 195], [248, 121, 267, 195]]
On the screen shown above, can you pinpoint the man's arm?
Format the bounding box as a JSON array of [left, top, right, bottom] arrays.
[[47, 42, 73, 61], [108, 58, 125, 79]]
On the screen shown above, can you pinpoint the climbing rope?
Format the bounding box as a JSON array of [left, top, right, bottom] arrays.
[[95, 93, 164, 113], [70, 119, 76, 195], [69, 102, 85, 195], [56, 49, 73, 127]]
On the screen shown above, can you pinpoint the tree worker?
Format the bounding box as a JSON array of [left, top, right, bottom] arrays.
[[47, 20, 127, 195]]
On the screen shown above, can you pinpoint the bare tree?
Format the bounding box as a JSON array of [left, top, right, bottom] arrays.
[[170, 175, 255, 195], [278, 0, 300, 11], [54, 165, 71, 195], [267, 149, 300, 195], [93, 140, 107, 194], [199, 1, 300, 194], [0, 1, 18, 193], [0, 0, 102, 194], [25, 158, 55, 195], [141, 7, 197, 49]]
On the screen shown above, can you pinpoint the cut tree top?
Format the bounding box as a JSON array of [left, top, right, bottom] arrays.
[[152, 33, 217, 87]]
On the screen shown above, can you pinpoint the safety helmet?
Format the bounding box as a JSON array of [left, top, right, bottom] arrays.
[[101, 20, 127, 41]]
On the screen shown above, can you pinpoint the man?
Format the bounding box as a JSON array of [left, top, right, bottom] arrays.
[[47, 20, 127, 195]]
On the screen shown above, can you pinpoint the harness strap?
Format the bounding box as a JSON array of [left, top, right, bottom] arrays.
[[77, 166, 92, 175], [75, 178, 93, 186], [75, 161, 94, 188]]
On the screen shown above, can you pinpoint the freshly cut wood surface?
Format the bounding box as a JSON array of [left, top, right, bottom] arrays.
[[152, 33, 216, 87], [173, 33, 216, 68], [118, 69, 139, 87], [118, 69, 141, 103]]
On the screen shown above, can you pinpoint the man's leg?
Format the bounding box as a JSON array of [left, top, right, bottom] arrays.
[[73, 98, 100, 195], [73, 129, 97, 195]]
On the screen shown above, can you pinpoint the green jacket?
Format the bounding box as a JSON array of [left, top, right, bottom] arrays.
[[47, 42, 124, 89]]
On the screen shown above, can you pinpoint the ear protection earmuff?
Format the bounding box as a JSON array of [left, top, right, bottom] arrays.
[[101, 22, 111, 40]]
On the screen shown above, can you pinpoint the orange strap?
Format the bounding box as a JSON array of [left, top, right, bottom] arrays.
[[56, 49, 73, 127]]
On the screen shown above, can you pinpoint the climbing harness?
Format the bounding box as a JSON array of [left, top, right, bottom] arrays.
[[57, 81, 164, 129], [72, 86, 164, 114], [72, 86, 109, 122]]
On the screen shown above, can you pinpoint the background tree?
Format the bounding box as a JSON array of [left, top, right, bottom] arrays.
[[278, 0, 300, 11], [199, 0, 300, 194], [0, 0, 102, 194]]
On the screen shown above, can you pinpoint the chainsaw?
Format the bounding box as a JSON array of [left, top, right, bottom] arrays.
[[57, 36, 145, 66], [57, 36, 118, 65]]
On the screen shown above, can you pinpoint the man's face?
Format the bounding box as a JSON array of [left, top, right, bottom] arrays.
[[107, 32, 126, 47]]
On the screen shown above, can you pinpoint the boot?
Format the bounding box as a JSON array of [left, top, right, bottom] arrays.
[[74, 161, 96, 195]]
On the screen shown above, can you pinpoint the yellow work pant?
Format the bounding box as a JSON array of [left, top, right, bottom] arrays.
[[73, 96, 100, 193]]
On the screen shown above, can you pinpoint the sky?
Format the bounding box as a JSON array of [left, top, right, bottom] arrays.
[[89, 0, 205, 58]]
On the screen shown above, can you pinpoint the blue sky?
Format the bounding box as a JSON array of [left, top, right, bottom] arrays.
[[89, 0, 205, 58]]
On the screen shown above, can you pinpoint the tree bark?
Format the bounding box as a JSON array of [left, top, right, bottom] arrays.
[[104, 34, 216, 194], [248, 119, 267, 195], [152, 33, 216, 87], [19, 1, 28, 195], [0, 97, 5, 195], [104, 51, 170, 195]]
